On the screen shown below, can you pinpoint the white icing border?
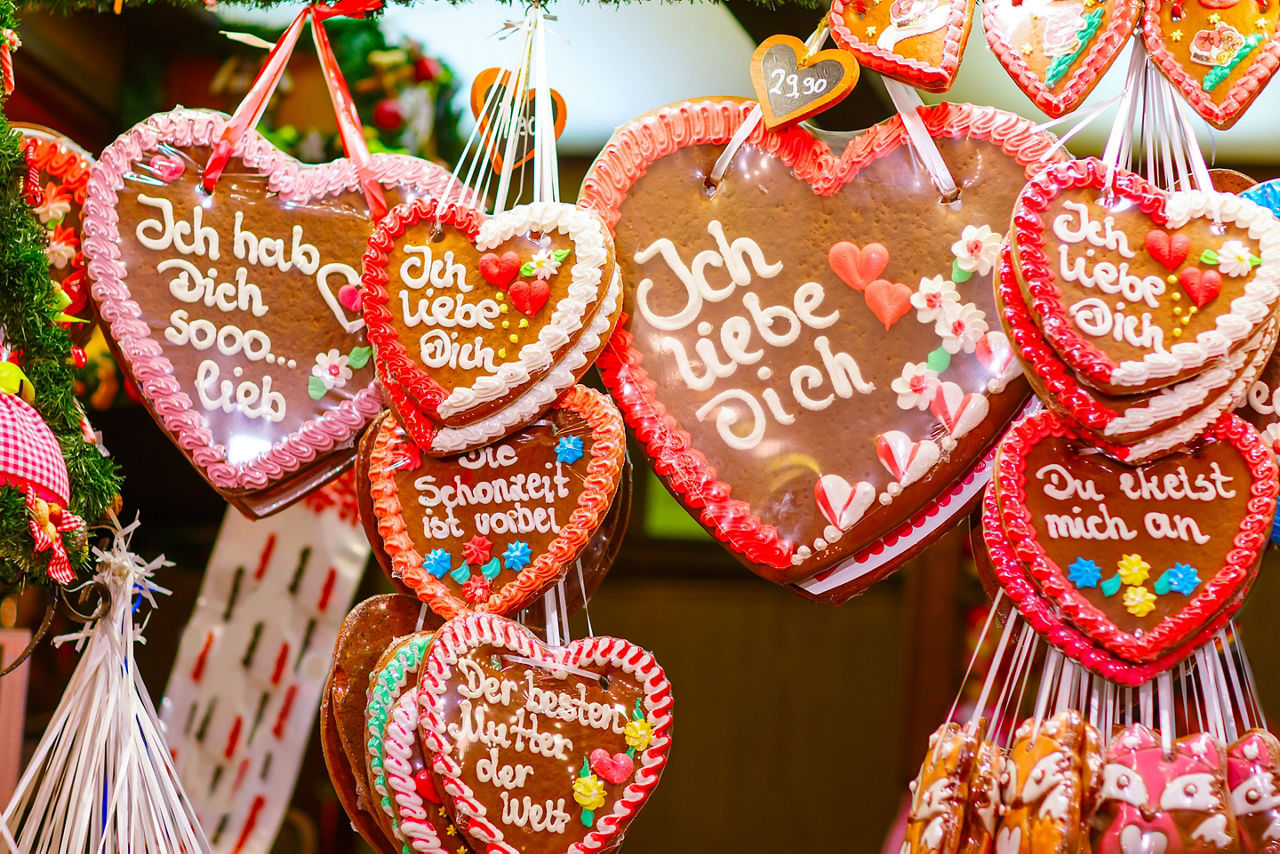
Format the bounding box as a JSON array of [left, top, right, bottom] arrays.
[[383, 688, 448, 854], [435, 203, 613, 419]]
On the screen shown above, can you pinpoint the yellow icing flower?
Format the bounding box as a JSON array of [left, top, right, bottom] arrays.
[[1170, 29, 1184, 42], [1117, 554, 1150, 587], [573, 774, 607, 811], [625, 718, 654, 752], [1124, 586, 1157, 618]]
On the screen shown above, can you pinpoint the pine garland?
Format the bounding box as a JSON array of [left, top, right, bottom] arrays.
[[26, 0, 826, 13], [0, 0, 120, 590]]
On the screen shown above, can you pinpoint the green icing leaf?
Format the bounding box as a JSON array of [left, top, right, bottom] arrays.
[[580, 756, 592, 777], [307, 375, 327, 400], [552, 248, 571, 262], [580, 808, 595, 828], [1100, 574, 1123, 597], [1205, 34, 1263, 92], [1200, 249, 1220, 265], [519, 261, 536, 277], [927, 347, 951, 374], [450, 564, 471, 584], [633, 698, 645, 720], [950, 261, 972, 284], [348, 345, 372, 369]]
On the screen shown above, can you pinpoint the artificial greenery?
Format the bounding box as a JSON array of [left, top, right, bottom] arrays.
[[0, 0, 120, 589]]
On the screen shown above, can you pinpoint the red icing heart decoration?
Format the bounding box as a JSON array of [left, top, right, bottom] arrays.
[[579, 98, 1053, 588], [480, 250, 521, 289], [84, 109, 454, 515], [828, 0, 976, 92], [509, 278, 550, 317], [1179, 266, 1224, 308], [982, 0, 1139, 117], [362, 198, 621, 457], [338, 283, 362, 313], [984, 410, 1276, 684], [1143, 0, 1280, 130], [417, 613, 672, 854], [1010, 157, 1280, 396], [365, 385, 626, 619], [413, 768, 442, 805], [865, 279, 913, 329], [828, 240, 889, 291], [1145, 228, 1191, 271], [930, 381, 988, 438], [589, 749, 635, 785]]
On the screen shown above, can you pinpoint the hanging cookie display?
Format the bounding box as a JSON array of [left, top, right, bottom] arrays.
[[416, 612, 672, 854], [469, 67, 566, 173], [364, 385, 626, 618], [579, 97, 1055, 592], [828, 0, 975, 91], [1143, 0, 1280, 129], [982, 0, 1140, 117]]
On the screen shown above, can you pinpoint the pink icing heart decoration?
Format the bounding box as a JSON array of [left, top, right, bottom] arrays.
[[417, 613, 672, 854], [509, 278, 550, 317], [1179, 266, 1224, 308], [814, 473, 876, 531], [864, 279, 913, 330], [337, 283, 362, 313], [479, 250, 520, 289], [84, 109, 454, 516], [828, 240, 889, 291], [1145, 228, 1191, 271], [578, 98, 1050, 592], [589, 749, 635, 785]]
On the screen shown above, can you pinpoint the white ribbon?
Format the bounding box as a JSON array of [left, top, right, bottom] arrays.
[[882, 79, 958, 203]]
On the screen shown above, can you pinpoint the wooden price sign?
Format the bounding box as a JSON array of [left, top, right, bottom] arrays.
[[750, 34, 860, 129]]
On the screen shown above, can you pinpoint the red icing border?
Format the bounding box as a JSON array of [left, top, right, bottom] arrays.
[[417, 613, 673, 853], [991, 409, 1275, 665], [982, 0, 1139, 117], [1142, 0, 1280, 130], [368, 385, 626, 620], [578, 97, 1059, 576], [828, 0, 973, 92], [982, 486, 1236, 686]]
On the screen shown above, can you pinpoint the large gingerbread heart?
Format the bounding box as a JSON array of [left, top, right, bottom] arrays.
[[417, 613, 672, 854], [1011, 157, 1280, 396], [990, 410, 1275, 668], [85, 109, 455, 516], [1226, 729, 1280, 853], [361, 198, 621, 456], [828, 0, 975, 92], [578, 98, 1054, 586], [983, 0, 1140, 117], [1143, 0, 1280, 130], [366, 385, 625, 619]]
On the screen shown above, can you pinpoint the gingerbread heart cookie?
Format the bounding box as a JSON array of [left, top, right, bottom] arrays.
[[1090, 725, 1238, 852], [1143, 0, 1280, 130], [579, 98, 1053, 586], [417, 613, 672, 854], [997, 712, 1100, 854], [469, 68, 568, 174], [85, 108, 455, 516], [361, 198, 621, 456], [989, 410, 1276, 670], [1226, 729, 1280, 852], [321, 670, 401, 854], [984, 0, 1140, 117], [366, 385, 626, 619], [902, 721, 980, 853], [828, 0, 975, 92], [1011, 157, 1280, 396]]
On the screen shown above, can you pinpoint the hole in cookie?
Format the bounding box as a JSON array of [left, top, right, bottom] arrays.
[[703, 175, 719, 197], [598, 674, 611, 690], [939, 187, 962, 207], [429, 223, 445, 243]]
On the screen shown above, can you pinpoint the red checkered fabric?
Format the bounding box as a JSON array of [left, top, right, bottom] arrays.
[[0, 394, 68, 504]]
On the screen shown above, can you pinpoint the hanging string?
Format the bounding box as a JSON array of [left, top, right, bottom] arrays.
[[575, 560, 594, 638], [882, 79, 959, 203]]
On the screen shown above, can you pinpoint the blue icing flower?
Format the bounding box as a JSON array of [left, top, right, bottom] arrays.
[[555, 435, 584, 465], [1158, 563, 1201, 597], [1067, 558, 1102, 589], [422, 548, 452, 579], [503, 541, 532, 571]]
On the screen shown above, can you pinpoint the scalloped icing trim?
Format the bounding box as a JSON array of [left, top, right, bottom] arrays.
[[578, 97, 1060, 575], [828, 0, 973, 92], [982, 486, 1235, 686], [417, 612, 673, 854], [982, 0, 1139, 117], [1142, 0, 1280, 130], [1013, 157, 1280, 391], [990, 410, 1276, 664], [84, 107, 456, 492], [371, 384, 626, 620], [362, 197, 615, 421], [999, 244, 1276, 447]]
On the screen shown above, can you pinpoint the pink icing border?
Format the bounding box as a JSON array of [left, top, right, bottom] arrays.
[[84, 108, 455, 492], [828, 0, 974, 92]]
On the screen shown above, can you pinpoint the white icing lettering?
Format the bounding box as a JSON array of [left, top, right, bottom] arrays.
[[135, 194, 220, 259], [194, 359, 284, 423], [159, 259, 268, 317]]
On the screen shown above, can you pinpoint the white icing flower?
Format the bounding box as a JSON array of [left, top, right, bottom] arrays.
[[936, 302, 989, 355], [312, 348, 353, 390], [527, 248, 562, 281], [1218, 240, 1257, 278], [35, 195, 70, 225], [45, 238, 75, 270], [911, 276, 960, 323], [891, 361, 941, 411], [950, 225, 1002, 276]]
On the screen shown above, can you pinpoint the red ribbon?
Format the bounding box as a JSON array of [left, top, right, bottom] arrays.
[[25, 489, 84, 585], [202, 0, 386, 220]]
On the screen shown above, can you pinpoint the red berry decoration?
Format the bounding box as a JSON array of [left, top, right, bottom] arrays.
[[70, 346, 86, 369], [413, 57, 442, 83], [373, 97, 404, 131]]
